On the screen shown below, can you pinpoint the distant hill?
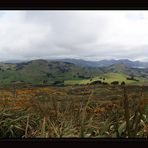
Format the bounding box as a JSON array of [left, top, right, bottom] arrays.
[[51, 58, 148, 68], [105, 63, 132, 73], [50, 58, 99, 67], [104, 63, 148, 78], [4, 58, 148, 68], [0, 59, 102, 85], [0, 59, 147, 85]]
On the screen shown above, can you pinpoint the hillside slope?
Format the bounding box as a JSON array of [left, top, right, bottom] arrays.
[[0, 59, 147, 85], [0, 60, 101, 85]]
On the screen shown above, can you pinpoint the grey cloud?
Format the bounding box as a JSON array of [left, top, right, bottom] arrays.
[[0, 11, 148, 61]]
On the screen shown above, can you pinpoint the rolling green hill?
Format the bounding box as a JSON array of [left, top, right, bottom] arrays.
[[0, 59, 101, 85], [0, 59, 147, 86], [65, 72, 148, 85], [64, 63, 148, 85]]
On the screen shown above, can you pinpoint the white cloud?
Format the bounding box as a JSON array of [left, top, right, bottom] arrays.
[[0, 11, 148, 61]]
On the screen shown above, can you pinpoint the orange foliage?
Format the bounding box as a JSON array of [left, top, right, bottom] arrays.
[[0, 97, 31, 110], [94, 107, 105, 114], [16, 87, 66, 96], [16, 89, 36, 95], [85, 107, 106, 115]]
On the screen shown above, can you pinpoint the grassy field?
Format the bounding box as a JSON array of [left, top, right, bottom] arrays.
[[65, 72, 148, 85], [0, 84, 148, 138]]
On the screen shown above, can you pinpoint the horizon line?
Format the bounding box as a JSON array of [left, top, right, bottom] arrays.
[[0, 58, 147, 63]]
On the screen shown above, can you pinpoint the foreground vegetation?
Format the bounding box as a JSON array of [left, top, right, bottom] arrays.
[[0, 84, 148, 138]]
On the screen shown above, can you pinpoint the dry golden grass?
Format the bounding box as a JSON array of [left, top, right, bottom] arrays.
[[0, 85, 148, 138]]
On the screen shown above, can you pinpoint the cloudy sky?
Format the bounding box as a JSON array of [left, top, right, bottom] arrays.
[[0, 10, 148, 62]]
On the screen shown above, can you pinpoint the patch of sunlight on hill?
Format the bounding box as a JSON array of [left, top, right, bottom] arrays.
[[64, 72, 147, 85]]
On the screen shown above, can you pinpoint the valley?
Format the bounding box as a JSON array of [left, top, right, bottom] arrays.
[[0, 59, 148, 86]]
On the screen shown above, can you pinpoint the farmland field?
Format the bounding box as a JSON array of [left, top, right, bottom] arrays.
[[0, 84, 148, 138]]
